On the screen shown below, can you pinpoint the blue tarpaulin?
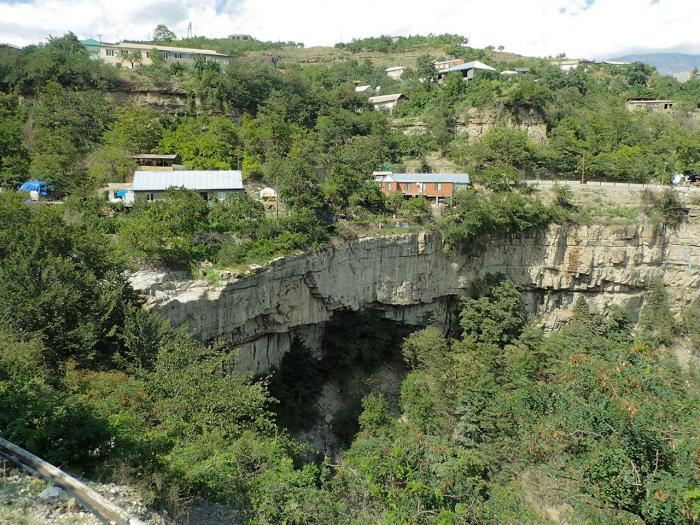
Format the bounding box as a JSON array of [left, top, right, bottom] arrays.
[[115, 190, 128, 198], [19, 181, 50, 197]]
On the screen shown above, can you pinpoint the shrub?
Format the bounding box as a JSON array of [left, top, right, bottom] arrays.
[[638, 277, 676, 345], [651, 188, 686, 228], [400, 372, 438, 433], [117, 188, 211, 266], [438, 187, 561, 254], [357, 393, 394, 434], [208, 193, 265, 235]]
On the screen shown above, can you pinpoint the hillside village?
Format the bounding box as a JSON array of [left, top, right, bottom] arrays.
[[1, 24, 700, 525], [4, 30, 700, 213]]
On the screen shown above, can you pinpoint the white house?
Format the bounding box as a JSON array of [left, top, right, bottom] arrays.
[[132, 170, 244, 203], [385, 66, 405, 80], [368, 93, 405, 112], [551, 59, 593, 71]]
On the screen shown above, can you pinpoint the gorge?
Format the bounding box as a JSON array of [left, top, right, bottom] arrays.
[[131, 219, 700, 374]]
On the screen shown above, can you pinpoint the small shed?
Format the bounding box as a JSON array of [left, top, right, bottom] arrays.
[[258, 187, 277, 209], [132, 154, 183, 171], [385, 66, 405, 80], [18, 181, 50, 200], [368, 93, 405, 113]]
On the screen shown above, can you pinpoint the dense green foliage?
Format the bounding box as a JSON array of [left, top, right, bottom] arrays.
[[438, 185, 567, 253], [2, 188, 699, 523], [336, 34, 466, 53], [2, 31, 700, 524]]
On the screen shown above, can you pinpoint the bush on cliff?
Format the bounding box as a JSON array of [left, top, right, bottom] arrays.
[[438, 186, 565, 254]]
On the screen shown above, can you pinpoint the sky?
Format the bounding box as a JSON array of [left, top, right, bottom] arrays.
[[0, 0, 699, 59]]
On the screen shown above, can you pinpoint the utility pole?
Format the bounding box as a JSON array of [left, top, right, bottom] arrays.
[[187, 22, 192, 39], [580, 153, 586, 184]]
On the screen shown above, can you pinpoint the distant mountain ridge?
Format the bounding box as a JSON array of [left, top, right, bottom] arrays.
[[610, 52, 700, 80]]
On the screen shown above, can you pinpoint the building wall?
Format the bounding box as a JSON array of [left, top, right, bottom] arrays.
[[626, 101, 675, 112], [434, 59, 464, 72], [373, 100, 399, 112], [379, 181, 461, 198], [386, 68, 404, 80], [99, 46, 229, 69], [134, 189, 243, 203]]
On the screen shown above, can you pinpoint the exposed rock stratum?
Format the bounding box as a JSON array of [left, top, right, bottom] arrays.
[[131, 223, 700, 373]]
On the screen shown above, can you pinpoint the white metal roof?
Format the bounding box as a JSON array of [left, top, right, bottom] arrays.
[[369, 93, 404, 104], [132, 171, 243, 191], [381, 173, 470, 184], [112, 42, 229, 57], [385, 66, 405, 72], [444, 60, 496, 73]]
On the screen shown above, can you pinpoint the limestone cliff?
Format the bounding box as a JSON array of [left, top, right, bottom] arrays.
[[131, 223, 700, 373], [395, 107, 548, 143]]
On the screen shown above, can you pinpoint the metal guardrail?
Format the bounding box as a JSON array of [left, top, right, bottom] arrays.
[[0, 436, 145, 525]]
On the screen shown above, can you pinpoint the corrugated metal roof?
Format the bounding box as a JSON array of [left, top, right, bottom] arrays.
[[369, 93, 404, 104], [382, 173, 470, 184], [444, 60, 496, 73], [132, 171, 243, 191]]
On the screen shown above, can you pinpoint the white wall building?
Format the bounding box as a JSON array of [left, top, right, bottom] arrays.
[[98, 42, 230, 68], [368, 93, 404, 113], [385, 66, 405, 80]]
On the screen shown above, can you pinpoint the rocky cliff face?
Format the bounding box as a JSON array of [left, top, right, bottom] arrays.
[[396, 107, 548, 143], [131, 223, 700, 373]]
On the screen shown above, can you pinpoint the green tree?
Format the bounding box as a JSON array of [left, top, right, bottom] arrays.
[[208, 193, 265, 235], [153, 24, 177, 42], [118, 188, 211, 265], [638, 277, 676, 345], [122, 50, 142, 68], [0, 191, 136, 367], [0, 93, 30, 188], [159, 116, 240, 170]]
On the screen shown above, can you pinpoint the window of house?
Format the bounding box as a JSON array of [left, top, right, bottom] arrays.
[[163, 52, 170, 59], [146, 193, 154, 203], [106, 49, 116, 57], [403, 183, 412, 191], [174, 52, 183, 59], [435, 183, 442, 191], [217, 192, 227, 201], [120, 49, 128, 56], [385, 183, 393, 191], [146, 51, 150, 58]]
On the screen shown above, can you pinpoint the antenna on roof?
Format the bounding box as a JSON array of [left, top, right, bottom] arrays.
[[97, 33, 102, 44], [187, 22, 192, 39]]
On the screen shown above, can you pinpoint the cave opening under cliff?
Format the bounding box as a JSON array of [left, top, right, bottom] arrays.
[[267, 309, 422, 456]]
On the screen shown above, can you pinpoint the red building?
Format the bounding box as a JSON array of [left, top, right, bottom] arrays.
[[375, 173, 470, 204]]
